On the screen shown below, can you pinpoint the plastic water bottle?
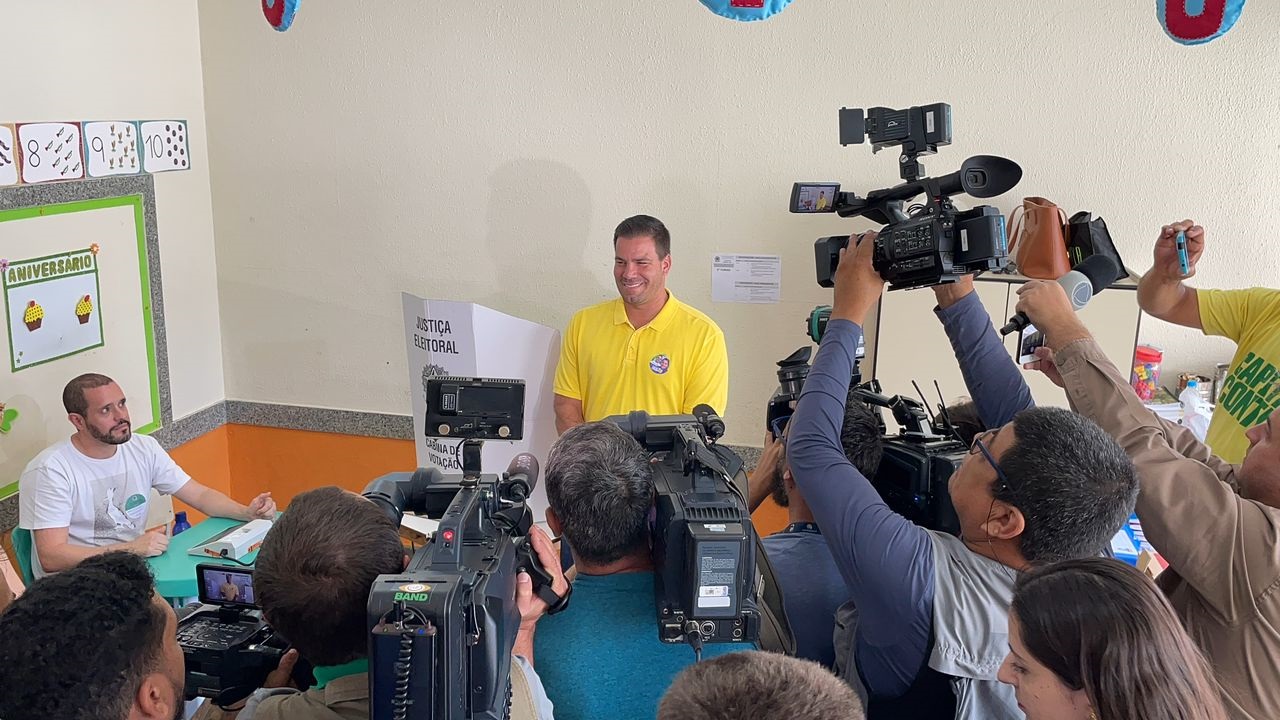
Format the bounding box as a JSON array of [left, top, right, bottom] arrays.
[[1179, 379, 1212, 441], [172, 511, 191, 535]]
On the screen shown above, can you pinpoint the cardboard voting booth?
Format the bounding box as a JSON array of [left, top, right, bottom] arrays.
[[401, 294, 560, 520]]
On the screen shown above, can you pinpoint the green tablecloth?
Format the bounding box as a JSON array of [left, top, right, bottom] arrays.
[[147, 517, 262, 600]]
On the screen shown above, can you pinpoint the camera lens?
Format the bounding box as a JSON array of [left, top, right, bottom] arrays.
[[777, 364, 808, 398]]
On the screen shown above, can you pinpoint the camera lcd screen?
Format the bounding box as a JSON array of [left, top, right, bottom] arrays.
[[198, 564, 258, 608], [790, 183, 840, 213], [458, 385, 517, 415], [1017, 323, 1045, 364]]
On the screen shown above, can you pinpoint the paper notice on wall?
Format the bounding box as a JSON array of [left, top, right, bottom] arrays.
[[711, 254, 781, 303], [3, 248, 103, 371], [16, 122, 84, 184], [0, 124, 17, 186], [83, 121, 141, 177], [140, 120, 189, 173]]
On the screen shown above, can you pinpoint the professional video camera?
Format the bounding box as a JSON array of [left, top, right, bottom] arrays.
[[766, 310, 866, 434], [855, 381, 964, 536], [360, 377, 563, 720], [178, 564, 315, 705], [791, 103, 1023, 291], [608, 405, 790, 656]]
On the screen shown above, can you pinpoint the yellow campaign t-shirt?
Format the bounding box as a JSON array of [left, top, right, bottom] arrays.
[[1199, 287, 1280, 463], [554, 293, 729, 422]]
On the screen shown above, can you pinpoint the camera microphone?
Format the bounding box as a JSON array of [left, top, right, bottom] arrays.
[[999, 255, 1121, 336], [692, 404, 726, 441], [504, 452, 540, 502]]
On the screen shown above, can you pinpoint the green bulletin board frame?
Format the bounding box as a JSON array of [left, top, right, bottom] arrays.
[[0, 195, 161, 500]]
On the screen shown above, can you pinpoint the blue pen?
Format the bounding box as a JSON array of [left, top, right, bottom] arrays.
[[1176, 230, 1190, 276]]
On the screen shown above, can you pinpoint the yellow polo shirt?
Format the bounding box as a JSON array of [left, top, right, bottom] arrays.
[[1200, 287, 1280, 463], [554, 293, 729, 422]]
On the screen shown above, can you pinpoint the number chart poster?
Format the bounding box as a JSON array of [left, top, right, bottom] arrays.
[[2, 247, 104, 371]]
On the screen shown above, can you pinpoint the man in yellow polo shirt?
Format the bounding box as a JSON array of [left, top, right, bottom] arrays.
[[1137, 219, 1280, 462], [554, 215, 729, 433]]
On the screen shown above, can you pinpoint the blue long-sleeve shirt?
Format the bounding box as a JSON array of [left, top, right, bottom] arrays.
[[937, 291, 1035, 428], [788, 319, 936, 697], [787, 292, 1035, 698]]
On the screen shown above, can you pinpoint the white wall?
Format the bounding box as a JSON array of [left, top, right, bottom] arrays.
[[198, 1, 1280, 444], [3, 0, 225, 421]]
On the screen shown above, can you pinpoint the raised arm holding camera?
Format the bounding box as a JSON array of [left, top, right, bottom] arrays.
[[1135, 220, 1280, 463], [1017, 278, 1280, 720], [788, 235, 1137, 719]]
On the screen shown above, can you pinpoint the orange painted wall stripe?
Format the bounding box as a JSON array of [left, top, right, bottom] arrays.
[[168, 423, 789, 536], [168, 425, 233, 525]]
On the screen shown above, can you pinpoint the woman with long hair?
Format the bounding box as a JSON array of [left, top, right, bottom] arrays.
[[998, 557, 1228, 720]]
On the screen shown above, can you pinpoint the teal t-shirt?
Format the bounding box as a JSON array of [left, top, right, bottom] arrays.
[[532, 571, 751, 720]]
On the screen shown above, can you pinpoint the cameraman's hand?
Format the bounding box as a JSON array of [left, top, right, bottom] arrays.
[[1023, 347, 1065, 389], [1014, 280, 1091, 349], [263, 648, 300, 690], [517, 526, 569, 627], [831, 231, 885, 326], [747, 432, 783, 514], [1153, 220, 1205, 281], [932, 274, 976, 310]]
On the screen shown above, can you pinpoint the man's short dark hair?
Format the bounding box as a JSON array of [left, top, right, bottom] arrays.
[[613, 214, 671, 258], [255, 486, 405, 666], [0, 552, 169, 720], [998, 407, 1138, 563], [63, 372, 116, 415], [942, 399, 985, 446], [773, 387, 884, 507], [658, 651, 864, 720], [546, 421, 654, 565]]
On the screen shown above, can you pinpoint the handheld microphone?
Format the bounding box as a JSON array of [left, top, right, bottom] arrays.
[[999, 255, 1121, 336], [503, 452, 540, 502]]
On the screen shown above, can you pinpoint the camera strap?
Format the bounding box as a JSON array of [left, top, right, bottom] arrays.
[[540, 582, 572, 616]]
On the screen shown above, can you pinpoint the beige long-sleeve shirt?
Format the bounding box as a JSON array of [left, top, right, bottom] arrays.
[[1057, 337, 1280, 720]]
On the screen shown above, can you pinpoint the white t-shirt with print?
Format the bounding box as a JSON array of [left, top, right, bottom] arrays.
[[18, 434, 191, 578]]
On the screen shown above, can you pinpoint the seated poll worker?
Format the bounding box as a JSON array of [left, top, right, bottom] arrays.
[[1136, 220, 1280, 463], [531, 422, 751, 720], [202, 486, 564, 720], [0, 552, 188, 720], [1011, 280, 1280, 720], [787, 234, 1138, 719], [746, 386, 883, 669], [18, 374, 275, 578], [553, 215, 729, 433]]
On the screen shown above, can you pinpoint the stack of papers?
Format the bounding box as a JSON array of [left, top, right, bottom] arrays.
[[1145, 387, 1182, 423], [1146, 402, 1183, 423]]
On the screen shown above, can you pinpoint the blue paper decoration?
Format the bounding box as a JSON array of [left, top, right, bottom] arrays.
[[699, 0, 795, 22], [262, 0, 300, 32], [1157, 0, 1245, 45]]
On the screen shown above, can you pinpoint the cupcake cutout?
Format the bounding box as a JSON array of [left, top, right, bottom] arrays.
[[75, 294, 93, 324], [23, 300, 43, 331]]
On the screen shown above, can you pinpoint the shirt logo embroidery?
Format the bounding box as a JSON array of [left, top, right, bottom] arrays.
[[649, 354, 671, 375]]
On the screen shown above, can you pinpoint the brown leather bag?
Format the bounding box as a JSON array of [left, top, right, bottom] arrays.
[[1008, 197, 1071, 279]]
